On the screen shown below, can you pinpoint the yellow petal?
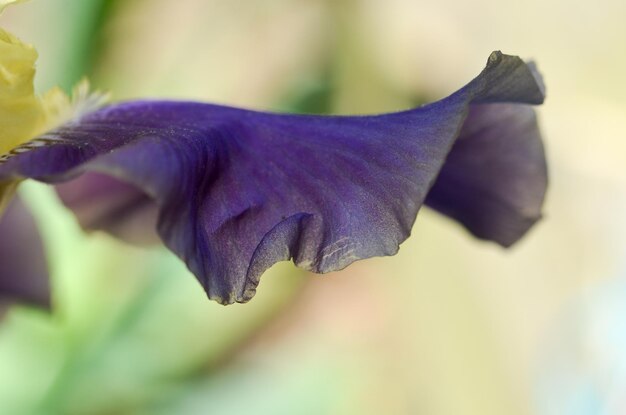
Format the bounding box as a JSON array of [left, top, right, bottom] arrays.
[[0, 0, 29, 14], [0, 2, 108, 214], [0, 27, 44, 155], [0, 27, 108, 157], [39, 79, 110, 134]]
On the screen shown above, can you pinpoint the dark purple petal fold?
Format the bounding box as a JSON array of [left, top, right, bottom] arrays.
[[0, 197, 50, 308], [0, 52, 546, 304], [425, 103, 547, 246]]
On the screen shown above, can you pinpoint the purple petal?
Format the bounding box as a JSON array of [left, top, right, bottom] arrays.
[[425, 103, 547, 246], [0, 52, 546, 304], [56, 172, 160, 245], [0, 197, 50, 308]]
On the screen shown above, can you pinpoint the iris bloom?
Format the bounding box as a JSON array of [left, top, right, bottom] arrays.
[[0, 1, 546, 305]]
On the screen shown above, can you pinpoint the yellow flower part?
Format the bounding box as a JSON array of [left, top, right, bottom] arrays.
[[0, 0, 109, 156], [0, 0, 28, 14], [0, 0, 108, 209]]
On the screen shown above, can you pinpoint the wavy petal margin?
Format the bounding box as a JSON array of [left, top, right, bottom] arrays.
[[0, 52, 546, 304]]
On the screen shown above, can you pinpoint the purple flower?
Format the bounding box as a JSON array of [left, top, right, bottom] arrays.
[[0, 197, 49, 308], [0, 50, 547, 305]]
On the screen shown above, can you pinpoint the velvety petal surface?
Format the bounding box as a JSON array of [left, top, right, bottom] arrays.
[[0, 52, 546, 304], [0, 196, 50, 307]]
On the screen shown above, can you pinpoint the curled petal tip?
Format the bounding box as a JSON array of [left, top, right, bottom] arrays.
[[471, 51, 545, 105], [426, 103, 548, 248], [487, 50, 504, 66]]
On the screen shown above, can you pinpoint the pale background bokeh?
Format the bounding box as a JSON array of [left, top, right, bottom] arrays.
[[1, 0, 625, 414]]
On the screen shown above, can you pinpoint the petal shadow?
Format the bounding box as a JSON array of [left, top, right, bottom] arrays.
[[0, 196, 50, 308]]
